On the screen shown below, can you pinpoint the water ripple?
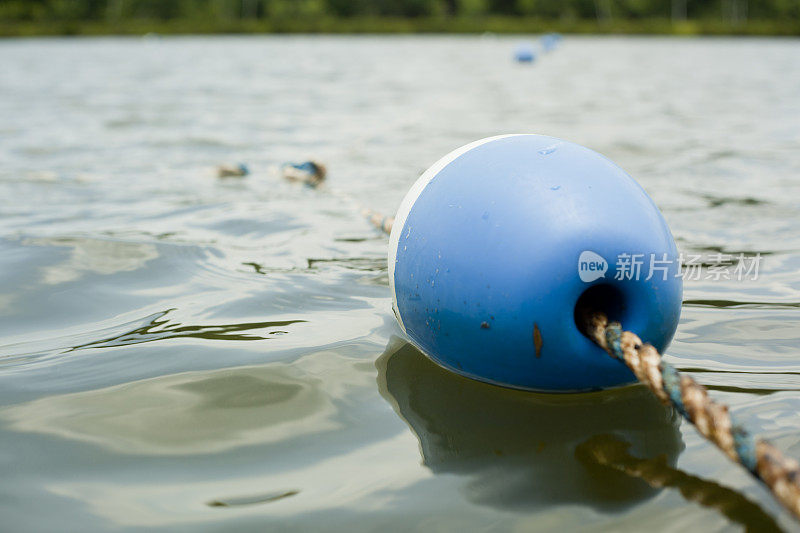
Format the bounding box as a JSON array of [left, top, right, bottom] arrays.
[[0, 310, 305, 369], [67, 310, 305, 350]]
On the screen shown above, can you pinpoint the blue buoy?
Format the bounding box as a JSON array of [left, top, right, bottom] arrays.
[[280, 160, 327, 187], [541, 32, 561, 52], [514, 43, 536, 63], [389, 135, 682, 391]]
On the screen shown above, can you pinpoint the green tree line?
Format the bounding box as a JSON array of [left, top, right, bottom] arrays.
[[1, 0, 798, 22]]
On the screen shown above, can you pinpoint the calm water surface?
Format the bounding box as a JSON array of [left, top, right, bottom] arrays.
[[1, 35, 800, 531]]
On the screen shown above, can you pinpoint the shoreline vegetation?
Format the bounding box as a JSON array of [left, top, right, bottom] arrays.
[[3, 0, 799, 38], [2, 17, 799, 38]]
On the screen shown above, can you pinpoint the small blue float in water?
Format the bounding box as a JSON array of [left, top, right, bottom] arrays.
[[389, 135, 682, 391], [541, 32, 562, 52], [514, 43, 536, 63], [280, 160, 327, 187]]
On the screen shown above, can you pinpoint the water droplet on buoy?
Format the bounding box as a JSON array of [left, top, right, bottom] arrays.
[[538, 145, 560, 156]]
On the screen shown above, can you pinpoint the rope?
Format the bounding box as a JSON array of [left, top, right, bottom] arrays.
[[359, 207, 394, 235], [580, 309, 800, 520], [278, 161, 393, 235]]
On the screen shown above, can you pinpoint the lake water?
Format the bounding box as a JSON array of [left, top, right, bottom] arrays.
[[1, 35, 799, 531]]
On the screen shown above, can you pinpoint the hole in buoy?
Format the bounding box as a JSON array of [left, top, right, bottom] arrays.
[[574, 283, 626, 338]]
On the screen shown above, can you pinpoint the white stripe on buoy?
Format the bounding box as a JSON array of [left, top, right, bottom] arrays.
[[388, 134, 519, 332]]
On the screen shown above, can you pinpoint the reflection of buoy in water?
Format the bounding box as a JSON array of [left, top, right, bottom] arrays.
[[514, 43, 536, 63], [280, 161, 327, 188], [388, 134, 682, 391], [377, 338, 682, 511], [216, 163, 249, 178]]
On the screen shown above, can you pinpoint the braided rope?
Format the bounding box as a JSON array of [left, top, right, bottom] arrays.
[[581, 310, 800, 520]]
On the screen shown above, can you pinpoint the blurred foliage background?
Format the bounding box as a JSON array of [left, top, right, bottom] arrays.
[[0, 0, 798, 35]]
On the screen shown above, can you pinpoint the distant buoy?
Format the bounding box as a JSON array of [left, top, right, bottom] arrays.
[[514, 44, 536, 63], [216, 163, 249, 178], [541, 32, 561, 52], [389, 135, 682, 391], [280, 161, 327, 188]]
